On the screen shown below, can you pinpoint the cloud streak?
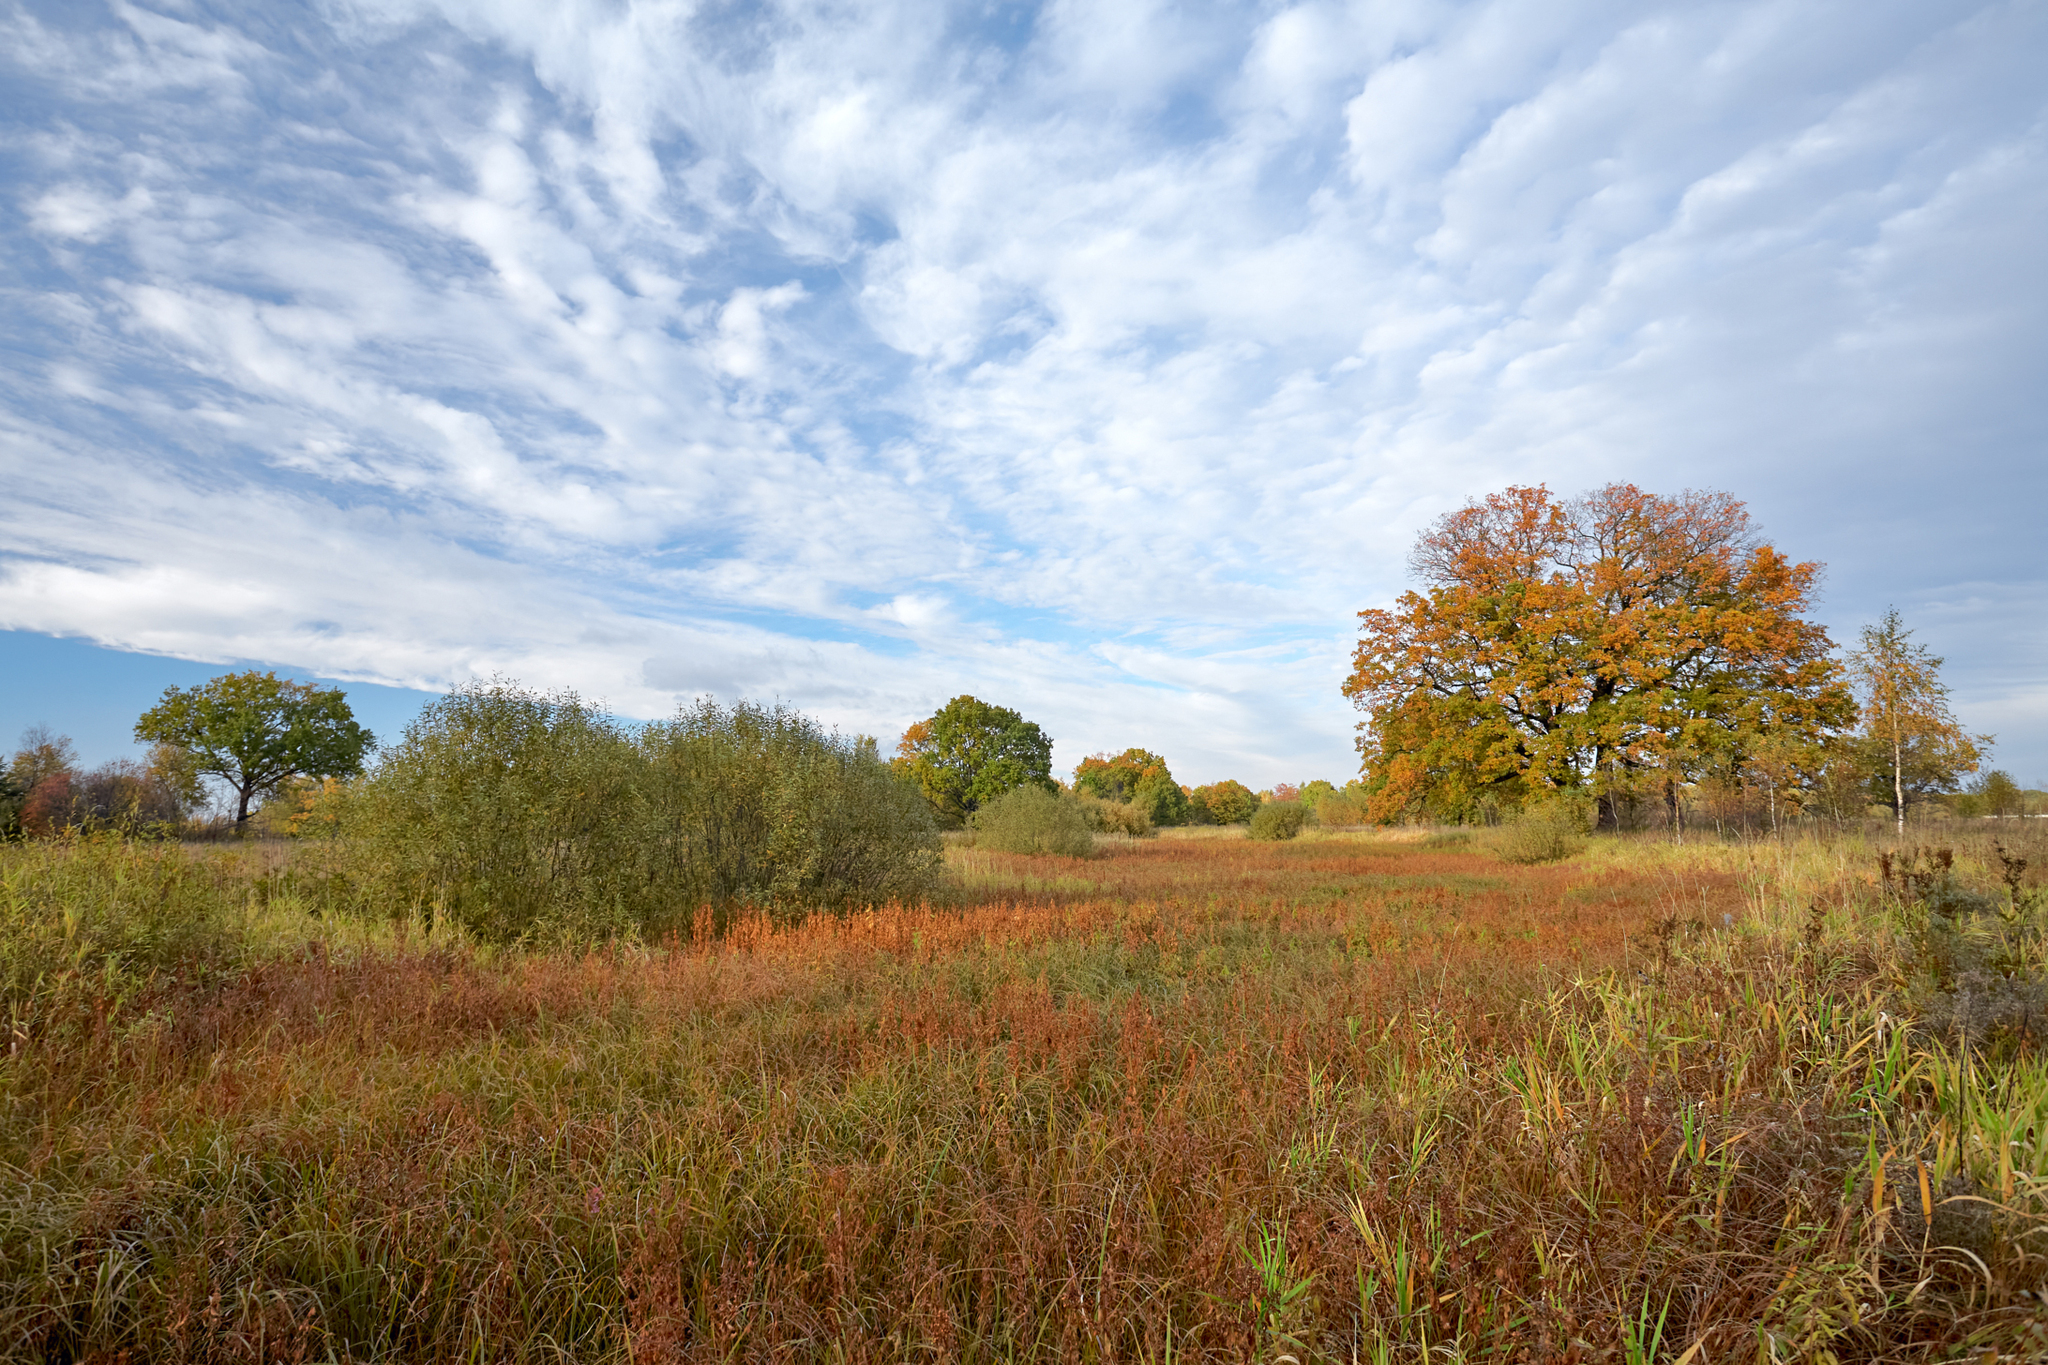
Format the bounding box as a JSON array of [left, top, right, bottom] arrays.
[[2, 0, 2044, 782]]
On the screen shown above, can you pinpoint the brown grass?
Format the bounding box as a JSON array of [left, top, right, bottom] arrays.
[[2, 827, 2044, 1361]]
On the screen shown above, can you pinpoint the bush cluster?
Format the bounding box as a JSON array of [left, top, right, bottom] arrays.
[[968, 785, 1095, 856], [335, 683, 941, 942], [1248, 800, 1310, 841], [1073, 792, 1152, 838], [1488, 799, 1590, 864]]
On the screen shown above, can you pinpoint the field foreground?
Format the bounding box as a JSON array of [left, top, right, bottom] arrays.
[[3, 829, 2046, 1362]]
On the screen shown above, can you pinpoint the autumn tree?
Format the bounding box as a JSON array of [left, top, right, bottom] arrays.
[[7, 726, 79, 837], [1187, 779, 1259, 826], [892, 695, 1054, 825], [1073, 748, 1189, 825], [9, 724, 77, 792], [1846, 608, 1988, 834], [1343, 484, 1853, 828], [134, 671, 375, 824]]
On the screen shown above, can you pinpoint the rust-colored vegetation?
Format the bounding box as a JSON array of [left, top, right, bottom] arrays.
[[3, 827, 2045, 1362]]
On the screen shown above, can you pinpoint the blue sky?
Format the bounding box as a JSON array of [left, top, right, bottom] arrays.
[[2, 0, 2044, 788]]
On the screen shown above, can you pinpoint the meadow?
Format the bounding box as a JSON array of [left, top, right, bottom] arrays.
[[2, 824, 2045, 1362]]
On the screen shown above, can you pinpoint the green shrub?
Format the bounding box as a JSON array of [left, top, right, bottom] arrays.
[[1248, 801, 1309, 841], [1314, 795, 1368, 826], [638, 700, 943, 919], [1074, 793, 1153, 838], [970, 785, 1094, 856], [346, 683, 941, 943], [1490, 800, 1589, 864]]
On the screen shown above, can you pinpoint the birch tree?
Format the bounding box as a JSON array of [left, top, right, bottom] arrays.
[[1846, 608, 1988, 834]]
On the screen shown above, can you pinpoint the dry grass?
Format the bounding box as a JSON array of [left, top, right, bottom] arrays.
[[2, 827, 2046, 1361]]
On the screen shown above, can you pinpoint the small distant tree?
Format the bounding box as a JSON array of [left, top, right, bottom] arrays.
[[0, 767, 22, 839], [1073, 749, 1162, 802], [1188, 779, 1259, 825], [1975, 770, 2023, 820], [8, 726, 80, 837], [134, 671, 375, 824], [892, 696, 1054, 825], [1075, 748, 1188, 825], [10, 724, 77, 792], [1846, 609, 1988, 835]]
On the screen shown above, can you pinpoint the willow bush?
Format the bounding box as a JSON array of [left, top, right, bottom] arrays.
[[341, 682, 940, 942], [638, 700, 942, 922], [1248, 800, 1309, 841], [968, 784, 1094, 856]]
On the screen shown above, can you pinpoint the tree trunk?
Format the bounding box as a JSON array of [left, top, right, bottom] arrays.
[[1666, 778, 1682, 846], [235, 785, 254, 824], [1892, 732, 1904, 837]]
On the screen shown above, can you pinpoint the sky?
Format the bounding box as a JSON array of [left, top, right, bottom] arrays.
[[2, 0, 2044, 788]]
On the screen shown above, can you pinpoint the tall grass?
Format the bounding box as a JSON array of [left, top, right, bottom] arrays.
[[1, 827, 2044, 1360]]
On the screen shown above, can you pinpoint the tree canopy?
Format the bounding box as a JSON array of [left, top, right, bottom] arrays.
[[1073, 748, 1189, 825], [1847, 608, 1988, 833], [892, 695, 1054, 824], [134, 671, 374, 823], [1343, 484, 1853, 826], [1187, 779, 1258, 825]]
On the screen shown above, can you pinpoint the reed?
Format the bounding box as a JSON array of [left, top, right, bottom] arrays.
[[1, 825, 2042, 1361]]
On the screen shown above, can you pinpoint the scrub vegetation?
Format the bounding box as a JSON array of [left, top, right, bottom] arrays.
[[4, 824, 2046, 1362]]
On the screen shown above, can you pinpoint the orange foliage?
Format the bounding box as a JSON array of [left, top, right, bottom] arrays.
[[1344, 484, 1853, 826]]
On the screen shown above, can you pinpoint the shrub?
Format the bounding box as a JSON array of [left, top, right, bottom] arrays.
[[639, 701, 943, 918], [347, 683, 942, 943], [970, 785, 1094, 856], [1074, 793, 1153, 838], [348, 682, 645, 942], [1248, 801, 1309, 841], [1490, 799, 1589, 864], [1314, 793, 1368, 827]]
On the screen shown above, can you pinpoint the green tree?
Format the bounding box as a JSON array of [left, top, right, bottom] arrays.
[[1188, 779, 1259, 825], [1075, 748, 1189, 826], [0, 766, 22, 839], [892, 696, 1054, 825], [1846, 609, 1988, 835], [1973, 770, 2023, 820], [134, 671, 375, 824]]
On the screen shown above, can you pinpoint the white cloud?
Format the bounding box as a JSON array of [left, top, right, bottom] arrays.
[[1, 0, 2044, 783]]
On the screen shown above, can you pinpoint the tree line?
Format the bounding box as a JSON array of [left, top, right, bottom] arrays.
[[4, 480, 2027, 869]]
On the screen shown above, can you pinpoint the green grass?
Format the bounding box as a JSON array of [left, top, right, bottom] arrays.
[[0, 826, 2044, 1360]]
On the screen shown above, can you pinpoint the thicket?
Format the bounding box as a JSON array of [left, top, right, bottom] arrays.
[[1488, 798, 1592, 865], [327, 683, 941, 941], [967, 784, 1095, 856], [1248, 799, 1309, 840]]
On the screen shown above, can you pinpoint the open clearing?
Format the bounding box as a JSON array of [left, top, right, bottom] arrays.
[[3, 828, 2044, 1361]]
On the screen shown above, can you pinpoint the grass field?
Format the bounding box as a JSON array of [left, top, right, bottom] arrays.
[[3, 825, 2045, 1362]]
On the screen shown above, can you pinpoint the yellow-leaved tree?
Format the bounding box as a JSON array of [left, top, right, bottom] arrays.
[[1342, 484, 1853, 829]]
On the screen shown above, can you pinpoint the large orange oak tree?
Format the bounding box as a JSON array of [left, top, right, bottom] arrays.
[[1342, 484, 1853, 827]]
